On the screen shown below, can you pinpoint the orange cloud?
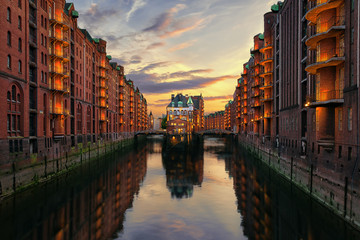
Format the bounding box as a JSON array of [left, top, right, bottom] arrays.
[[160, 19, 205, 39], [199, 75, 238, 88], [168, 40, 197, 52]]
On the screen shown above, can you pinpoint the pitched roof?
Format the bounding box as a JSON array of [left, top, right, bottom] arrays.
[[167, 94, 189, 108]]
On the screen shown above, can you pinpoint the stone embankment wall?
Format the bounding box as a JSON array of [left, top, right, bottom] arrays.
[[240, 140, 360, 229], [0, 136, 143, 198]]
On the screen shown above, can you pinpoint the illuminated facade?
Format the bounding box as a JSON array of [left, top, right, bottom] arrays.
[[234, 0, 360, 220], [0, 0, 148, 166], [204, 111, 225, 130], [166, 93, 204, 134]]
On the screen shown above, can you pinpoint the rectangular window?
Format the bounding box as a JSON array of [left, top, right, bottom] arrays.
[[338, 108, 342, 131], [7, 115, 10, 131], [316, 109, 319, 132], [9, 140, 13, 153], [350, 63, 354, 86], [348, 147, 352, 161], [12, 115, 16, 131], [339, 146, 342, 158], [351, 0, 354, 11], [348, 108, 353, 131]]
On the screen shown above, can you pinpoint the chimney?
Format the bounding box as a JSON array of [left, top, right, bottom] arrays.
[[171, 94, 175, 100]]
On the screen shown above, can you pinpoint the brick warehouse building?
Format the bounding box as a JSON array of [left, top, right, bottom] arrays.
[[166, 93, 204, 134], [234, 0, 360, 223], [0, 1, 148, 168]]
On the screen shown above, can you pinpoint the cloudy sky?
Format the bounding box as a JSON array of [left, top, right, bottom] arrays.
[[75, 0, 276, 117]]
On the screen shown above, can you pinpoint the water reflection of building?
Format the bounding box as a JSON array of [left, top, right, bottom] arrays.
[[233, 146, 360, 240], [0, 146, 147, 240], [162, 137, 204, 199]]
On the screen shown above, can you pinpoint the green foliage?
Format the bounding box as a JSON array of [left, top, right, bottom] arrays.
[[161, 117, 167, 129]]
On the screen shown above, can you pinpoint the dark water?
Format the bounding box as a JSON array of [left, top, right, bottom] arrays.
[[0, 136, 359, 240]]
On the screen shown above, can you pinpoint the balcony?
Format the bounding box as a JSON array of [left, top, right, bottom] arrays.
[[306, 47, 345, 74], [49, 49, 70, 62], [261, 94, 273, 102], [99, 81, 108, 89], [250, 47, 260, 54], [259, 69, 273, 78], [50, 105, 64, 116], [49, 67, 69, 78], [260, 56, 273, 66], [264, 113, 273, 119], [99, 92, 108, 99], [49, 32, 69, 46], [252, 81, 261, 88], [306, 0, 343, 24], [49, 15, 69, 30], [49, 81, 69, 93], [306, 16, 345, 50], [260, 44, 273, 54], [306, 90, 344, 107], [260, 80, 273, 89], [251, 102, 261, 108]]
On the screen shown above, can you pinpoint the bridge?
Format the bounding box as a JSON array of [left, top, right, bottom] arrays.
[[135, 129, 235, 136], [195, 129, 235, 136], [135, 130, 167, 136]]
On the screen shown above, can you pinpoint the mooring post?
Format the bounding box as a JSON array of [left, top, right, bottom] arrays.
[[310, 164, 314, 194], [290, 157, 294, 182], [344, 177, 348, 217]]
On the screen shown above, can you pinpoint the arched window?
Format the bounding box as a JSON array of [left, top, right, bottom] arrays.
[[77, 104, 82, 134], [7, 84, 22, 136], [18, 16, 21, 29], [18, 38, 22, 52], [7, 8, 11, 22], [12, 86, 16, 101], [43, 94, 47, 136], [7, 31, 11, 46], [18, 60, 22, 73], [169, 110, 172, 115], [87, 106, 91, 134], [7, 55, 11, 69], [18, 0, 21, 8], [181, 110, 183, 115]]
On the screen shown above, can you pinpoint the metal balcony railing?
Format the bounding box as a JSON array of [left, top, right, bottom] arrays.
[[315, 16, 345, 34], [307, 90, 343, 104]]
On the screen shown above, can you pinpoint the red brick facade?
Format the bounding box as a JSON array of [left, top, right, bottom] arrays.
[[0, 0, 148, 168], [233, 0, 360, 220]]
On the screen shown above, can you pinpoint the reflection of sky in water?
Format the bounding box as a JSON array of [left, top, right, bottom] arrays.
[[116, 139, 246, 240]]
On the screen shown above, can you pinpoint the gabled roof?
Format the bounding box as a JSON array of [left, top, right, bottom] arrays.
[[167, 94, 189, 108], [64, 3, 73, 15]]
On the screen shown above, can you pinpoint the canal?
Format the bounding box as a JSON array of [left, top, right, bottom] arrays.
[[0, 136, 359, 240]]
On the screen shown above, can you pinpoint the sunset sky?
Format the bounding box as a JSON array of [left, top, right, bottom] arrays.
[[75, 0, 276, 117]]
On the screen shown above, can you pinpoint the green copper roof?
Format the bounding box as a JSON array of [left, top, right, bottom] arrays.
[[246, 64, 249, 69], [271, 4, 279, 12], [259, 33, 264, 40], [64, 3, 72, 15], [116, 66, 120, 71], [93, 38, 99, 43], [187, 96, 193, 105], [250, 54, 254, 57], [106, 55, 112, 60], [72, 10, 79, 18]]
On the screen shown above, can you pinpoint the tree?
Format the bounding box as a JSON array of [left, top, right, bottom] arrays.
[[161, 117, 167, 129]]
